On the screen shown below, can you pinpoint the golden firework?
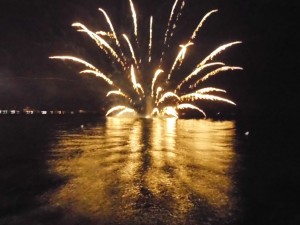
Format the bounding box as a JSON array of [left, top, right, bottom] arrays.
[[50, 0, 242, 118]]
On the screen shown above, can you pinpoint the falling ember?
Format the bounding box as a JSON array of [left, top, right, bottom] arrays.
[[80, 70, 115, 86], [197, 41, 242, 67], [162, 0, 184, 56], [167, 42, 194, 80], [155, 87, 163, 105], [106, 90, 132, 102], [123, 34, 139, 68], [193, 66, 243, 88], [180, 93, 236, 106], [157, 92, 180, 105], [177, 104, 206, 118], [49, 56, 98, 71], [72, 23, 124, 66], [171, 0, 186, 41], [116, 108, 137, 117], [105, 105, 127, 116], [98, 8, 121, 47], [190, 9, 218, 41], [130, 65, 144, 96], [129, 0, 138, 36], [148, 16, 153, 63], [195, 87, 227, 94], [163, 0, 179, 47], [50, 0, 242, 118], [151, 69, 164, 97]]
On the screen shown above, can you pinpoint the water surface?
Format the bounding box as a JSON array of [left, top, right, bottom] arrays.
[[0, 116, 244, 225]]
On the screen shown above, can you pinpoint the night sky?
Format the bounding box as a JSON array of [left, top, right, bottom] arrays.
[[0, 0, 296, 117]]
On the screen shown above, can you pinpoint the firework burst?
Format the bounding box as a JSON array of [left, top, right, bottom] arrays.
[[50, 0, 242, 118]]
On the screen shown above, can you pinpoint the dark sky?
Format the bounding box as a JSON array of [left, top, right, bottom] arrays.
[[0, 0, 296, 116]]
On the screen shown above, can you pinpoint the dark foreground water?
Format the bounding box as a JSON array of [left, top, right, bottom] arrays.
[[0, 116, 298, 225]]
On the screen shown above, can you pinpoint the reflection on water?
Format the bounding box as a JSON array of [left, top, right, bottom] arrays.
[[46, 118, 240, 224]]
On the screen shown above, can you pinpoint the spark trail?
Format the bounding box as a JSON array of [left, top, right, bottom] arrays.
[[50, 0, 242, 118]]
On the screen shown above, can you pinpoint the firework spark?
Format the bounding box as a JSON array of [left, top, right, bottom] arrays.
[[50, 0, 242, 118], [148, 16, 153, 63]]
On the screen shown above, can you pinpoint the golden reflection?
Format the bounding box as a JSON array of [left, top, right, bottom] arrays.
[[47, 118, 237, 222]]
